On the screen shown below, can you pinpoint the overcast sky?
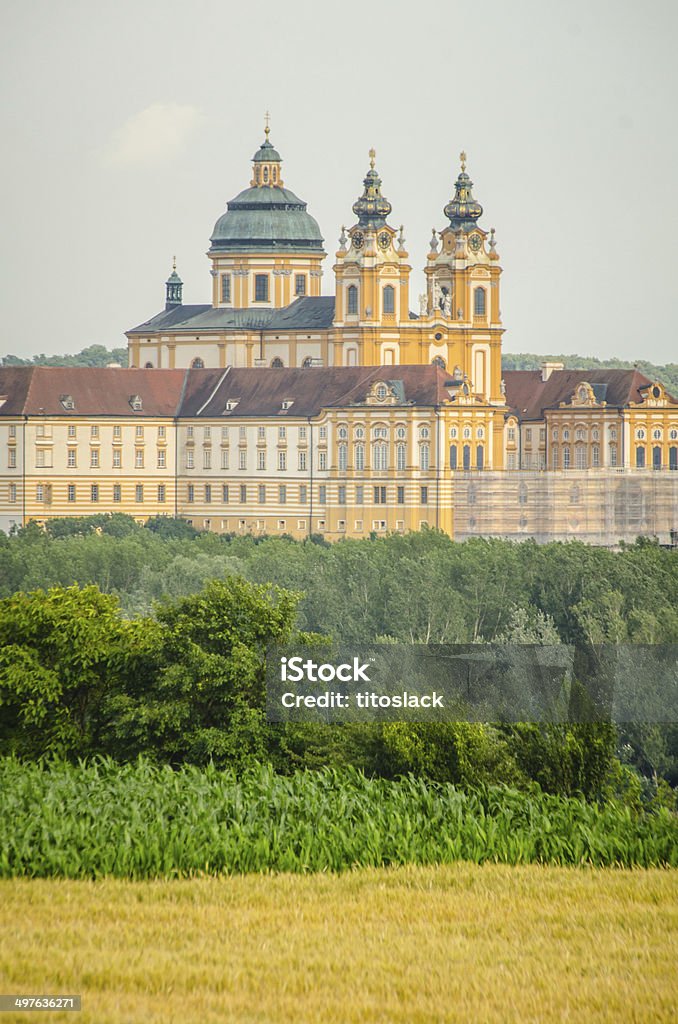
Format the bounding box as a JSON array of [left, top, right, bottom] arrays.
[[1, 0, 676, 364]]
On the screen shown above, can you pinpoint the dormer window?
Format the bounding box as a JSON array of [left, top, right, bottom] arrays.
[[225, 399, 240, 413], [281, 399, 294, 411], [60, 394, 75, 411], [376, 384, 388, 400], [129, 395, 143, 412]]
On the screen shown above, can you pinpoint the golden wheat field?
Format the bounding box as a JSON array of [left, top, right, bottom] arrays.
[[1, 864, 677, 1024]]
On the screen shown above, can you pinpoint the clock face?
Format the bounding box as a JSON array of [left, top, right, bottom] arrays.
[[468, 233, 482, 253], [352, 231, 364, 250], [378, 231, 390, 250]]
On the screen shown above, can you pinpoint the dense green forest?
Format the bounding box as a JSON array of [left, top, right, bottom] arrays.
[[1, 517, 676, 805], [2, 346, 677, 397]]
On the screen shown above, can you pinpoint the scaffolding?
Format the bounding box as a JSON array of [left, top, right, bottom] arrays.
[[452, 469, 678, 546]]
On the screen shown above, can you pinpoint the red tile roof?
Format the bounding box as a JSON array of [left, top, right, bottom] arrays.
[[0, 367, 187, 417], [503, 368, 678, 420]]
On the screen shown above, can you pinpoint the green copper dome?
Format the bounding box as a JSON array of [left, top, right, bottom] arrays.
[[444, 152, 483, 231], [210, 134, 324, 253], [352, 150, 392, 229]]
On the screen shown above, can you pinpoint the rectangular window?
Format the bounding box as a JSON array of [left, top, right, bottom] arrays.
[[356, 485, 364, 505], [187, 426, 194, 439], [278, 451, 287, 471], [35, 484, 43, 502], [525, 429, 532, 444], [135, 449, 144, 468], [421, 486, 428, 505], [205, 484, 212, 503], [36, 449, 47, 468], [221, 274, 231, 303], [222, 484, 229, 503], [610, 445, 617, 467], [298, 451, 307, 471], [112, 449, 121, 468], [157, 449, 166, 469], [187, 484, 195, 503], [9, 483, 17, 503], [317, 519, 326, 531], [319, 485, 327, 504], [254, 274, 269, 302], [354, 518, 363, 531], [9, 425, 16, 438], [240, 484, 247, 502], [507, 452, 517, 470], [279, 484, 287, 504], [90, 425, 99, 439], [507, 427, 515, 442], [239, 450, 247, 470], [299, 484, 307, 504], [258, 425, 266, 440], [338, 485, 346, 504], [68, 484, 76, 502], [221, 426, 229, 441], [319, 426, 327, 440], [259, 484, 266, 504], [90, 449, 99, 468], [186, 450, 194, 469], [91, 484, 99, 502], [318, 451, 327, 471], [539, 429, 546, 442], [299, 426, 307, 441], [204, 426, 211, 440], [374, 485, 387, 504], [278, 426, 287, 441], [221, 450, 229, 470], [68, 425, 76, 439], [158, 426, 166, 439], [135, 485, 144, 503], [258, 450, 266, 471], [397, 485, 405, 504], [113, 484, 121, 502], [8, 449, 16, 468], [158, 485, 166, 502], [203, 449, 211, 470], [239, 425, 247, 441], [278, 519, 287, 531], [135, 426, 144, 440], [295, 274, 306, 296]]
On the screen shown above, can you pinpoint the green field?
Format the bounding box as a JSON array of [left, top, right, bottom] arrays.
[[1, 865, 677, 1023]]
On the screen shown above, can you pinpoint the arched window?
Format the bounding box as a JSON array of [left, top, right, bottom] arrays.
[[144, 362, 154, 368], [592, 444, 600, 467], [373, 442, 388, 471], [669, 446, 677, 470], [476, 445, 484, 470], [575, 446, 587, 469], [432, 356, 446, 368], [355, 443, 365, 471], [419, 443, 430, 471], [552, 446, 559, 470], [449, 445, 458, 470], [271, 357, 284, 368], [383, 285, 395, 314], [397, 444, 406, 471], [563, 445, 571, 469], [338, 444, 348, 471], [652, 445, 662, 469], [463, 445, 471, 470], [636, 446, 646, 468], [474, 287, 486, 316], [302, 356, 313, 368], [347, 285, 358, 315], [191, 357, 204, 368]]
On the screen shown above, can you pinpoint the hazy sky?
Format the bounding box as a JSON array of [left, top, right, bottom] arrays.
[[1, 0, 676, 363]]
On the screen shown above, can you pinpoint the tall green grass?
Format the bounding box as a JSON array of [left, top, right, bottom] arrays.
[[0, 758, 675, 878]]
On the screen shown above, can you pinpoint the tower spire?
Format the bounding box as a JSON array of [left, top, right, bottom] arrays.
[[443, 151, 483, 230], [165, 258, 183, 309], [351, 149, 392, 229]]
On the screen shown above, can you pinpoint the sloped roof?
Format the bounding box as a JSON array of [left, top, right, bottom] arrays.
[[503, 368, 678, 420], [0, 367, 188, 417], [127, 296, 336, 335], [180, 364, 453, 418]]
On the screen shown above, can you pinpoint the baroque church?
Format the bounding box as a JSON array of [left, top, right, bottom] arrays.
[[1, 125, 677, 542]]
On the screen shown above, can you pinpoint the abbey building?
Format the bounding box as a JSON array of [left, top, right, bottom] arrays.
[[1, 128, 677, 543]]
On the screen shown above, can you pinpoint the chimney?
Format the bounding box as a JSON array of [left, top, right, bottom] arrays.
[[541, 361, 564, 382]]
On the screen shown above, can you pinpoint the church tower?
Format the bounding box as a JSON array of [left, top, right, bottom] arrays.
[[422, 153, 504, 402], [207, 118, 325, 310], [333, 150, 411, 366]]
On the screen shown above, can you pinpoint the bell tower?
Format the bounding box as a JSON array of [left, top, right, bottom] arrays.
[[422, 153, 504, 402], [333, 150, 411, 366]]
